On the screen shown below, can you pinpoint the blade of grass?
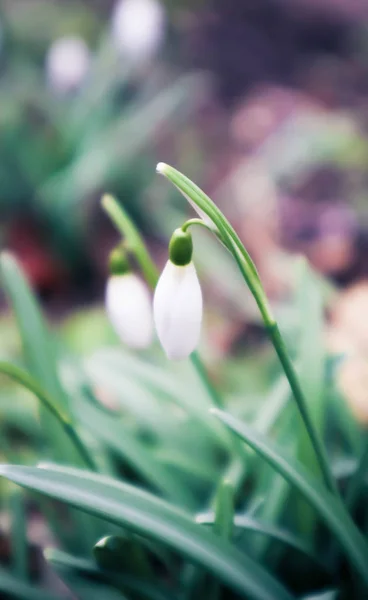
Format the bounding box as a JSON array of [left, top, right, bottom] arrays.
[[196, 512, 329, 572], [208, 480, 235, 600], [10, 489, 28, 581], [0, 361, 97, 472], [295, 259, 326, 540], [345, 433, 368, 515], [72, 392, 198, 508], [0, 253, 79, 465]]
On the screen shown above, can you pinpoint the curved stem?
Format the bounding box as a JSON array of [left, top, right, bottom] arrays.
[[181, 218, 216, 234], [229, 242, 338, 496], [0, 362, 97, 472], [102, 194, 158, 288]]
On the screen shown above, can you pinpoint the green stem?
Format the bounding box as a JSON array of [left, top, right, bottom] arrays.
[[102, 194, 158, 288], [226, 233, 336, 495], [267, 324, 339, 497], [226, 238, 338, 497], [181, 218, 215, 234], [190, 352, 224, 410], [0, 362, 97, 472], [345, 433, 368, 514]]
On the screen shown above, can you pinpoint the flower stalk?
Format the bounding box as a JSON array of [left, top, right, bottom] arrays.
[[156, 163, 339, 498]]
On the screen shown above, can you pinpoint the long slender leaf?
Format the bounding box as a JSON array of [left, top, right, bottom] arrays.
[[0, 253, 68, 410], [10, 489, 28, 581], [0, 253, 78, 465], [0, 464, 294, 600], [212, 408, 368, 587], [72, 393, 197, 508]]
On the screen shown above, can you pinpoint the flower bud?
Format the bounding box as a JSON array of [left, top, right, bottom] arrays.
[[169, 228, 193, 266], [106, 247, 153, 349], [153, 259, 202, 360]]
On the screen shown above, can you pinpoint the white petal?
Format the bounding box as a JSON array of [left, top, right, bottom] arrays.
[[46, 37, 90, 93], [111, 0, 165, 63], [106, 274, 153, 349], [153, 261, 202, 360]]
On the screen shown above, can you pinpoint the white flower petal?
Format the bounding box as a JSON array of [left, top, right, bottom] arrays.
[[46, 37, 90, 93], [153, 261, 202, 360], [111, 0, 165, 63], [106, 274, 153, 349]]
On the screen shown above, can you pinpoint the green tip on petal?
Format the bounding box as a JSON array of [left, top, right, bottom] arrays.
[[169, 228, 193, 266], [108, 246, 130, 275]]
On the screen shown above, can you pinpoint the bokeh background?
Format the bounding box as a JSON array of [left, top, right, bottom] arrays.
[[0, 0, 368, 417]]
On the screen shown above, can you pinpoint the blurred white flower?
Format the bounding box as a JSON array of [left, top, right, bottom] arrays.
[[106, 274, 153, 349], [46, 37, 90, 93], [154, 261, 203, 360], [111, 0, 166, 63]]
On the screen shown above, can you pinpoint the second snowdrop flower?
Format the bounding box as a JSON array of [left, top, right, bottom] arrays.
[[106, 247, 153, 350], [154, 228, 203, 360]]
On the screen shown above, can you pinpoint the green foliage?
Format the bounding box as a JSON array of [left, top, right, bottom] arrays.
[[0, 170, 366, 600]]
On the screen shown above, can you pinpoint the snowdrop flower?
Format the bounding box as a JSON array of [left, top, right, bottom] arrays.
[[106, 247, 153, 349], [46, 37, 90, 94], [111, 0, 166, 64], [154, 229, 203, 360]]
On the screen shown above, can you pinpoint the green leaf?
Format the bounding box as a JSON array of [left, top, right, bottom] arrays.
[[212, 408, 368, 587], [208, 481, 235, 600], [72, 392, 198, 508], [196, 513, 328, 571], [0, 253, 67, 409], [296, 258, 326, 456], [10, 489, 28, 581], [213, 480, 234, 540], [295, 259, 326, 539], [0, 253, 79, 465], [0, 464, 294, 600], [0, 361, 96, 472]]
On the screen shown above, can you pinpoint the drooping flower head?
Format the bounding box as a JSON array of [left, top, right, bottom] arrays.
[[106, 246, 153, 350], [154, 228, 202, 360]]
